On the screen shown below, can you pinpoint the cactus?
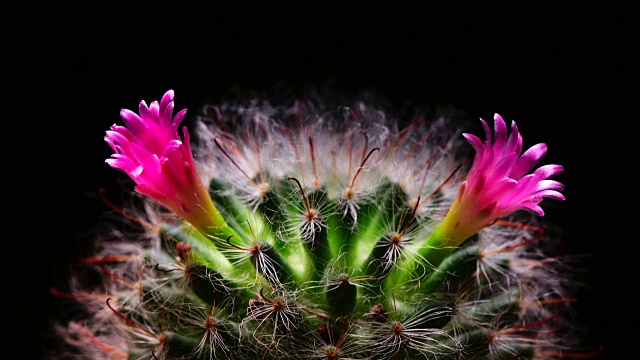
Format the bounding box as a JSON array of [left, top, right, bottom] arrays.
[[51, 90, 597, 359]]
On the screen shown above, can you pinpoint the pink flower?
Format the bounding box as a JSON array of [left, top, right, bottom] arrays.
[[434, 113, 565, 246], [105, 90, 222, 232]]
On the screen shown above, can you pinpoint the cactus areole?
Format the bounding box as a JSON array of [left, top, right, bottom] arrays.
[[52, 90, 597, 359]]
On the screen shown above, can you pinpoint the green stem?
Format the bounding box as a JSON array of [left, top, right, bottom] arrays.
[[160, 223, 253, 289], [417, 225, 462, 271], [419, 243, 480, 295]]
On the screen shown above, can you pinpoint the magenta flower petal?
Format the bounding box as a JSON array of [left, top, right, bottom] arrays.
[[536, 180, 564, 191], [435, 113, 565, 245], [518, 202, 545, 216], [492, 114, 508, 152], [119, 109, 147, 135], [535, 190, 565, 201], [105, 90, 222, 232], [462, 133, 485, 156], [510, 143, 548, 178], [491, 153, 518, 181], [504, 121, 521, 154], [534, 164, 564, 179]]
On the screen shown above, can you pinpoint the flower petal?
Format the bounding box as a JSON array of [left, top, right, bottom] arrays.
[[536, 189, 565, 201], [534, 164, 564, 179], [119, 109, 147, 135], [492, 114, 508, 153], [510, 143, 547, 179], [505, 120, 521, 155]]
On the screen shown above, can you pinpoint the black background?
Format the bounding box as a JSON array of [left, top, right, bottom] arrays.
[[10, 4, 632, 359]]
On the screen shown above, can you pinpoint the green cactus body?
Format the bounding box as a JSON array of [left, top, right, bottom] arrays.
[[52, 94, 591, 359]]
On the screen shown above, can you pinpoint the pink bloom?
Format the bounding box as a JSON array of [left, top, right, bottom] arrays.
[[105, 90, 221, 232], [435, 113, 564, 245]]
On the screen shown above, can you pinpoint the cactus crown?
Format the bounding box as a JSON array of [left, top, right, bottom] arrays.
[[52, 90, 595, 359]]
